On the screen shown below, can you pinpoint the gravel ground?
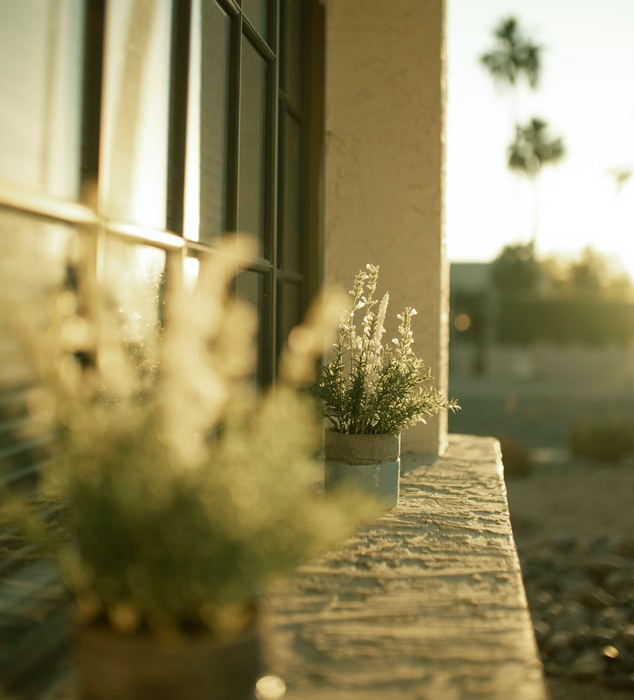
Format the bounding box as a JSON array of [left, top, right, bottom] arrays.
[[506, 451, 634, 700]]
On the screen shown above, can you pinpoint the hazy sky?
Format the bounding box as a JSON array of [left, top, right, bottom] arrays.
[[446, 0, 634, 277]]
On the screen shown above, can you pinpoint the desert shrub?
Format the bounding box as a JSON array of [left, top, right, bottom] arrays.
[[497, 434, 533, 477], [568, 419, 634, 462]]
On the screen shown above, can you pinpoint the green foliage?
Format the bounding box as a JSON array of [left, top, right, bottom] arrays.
[[4, 236, 377, 637], [491, 242, 543, 293], [480, 16, 541, 89], [480, 17, 565, 245], [508, 117, 565, 178], [568, 419, 634, 463], [557, 246, 634, 298], [311, 265, 458, 435], [486, 244, 634, 345], [491, 244, 633, 299]]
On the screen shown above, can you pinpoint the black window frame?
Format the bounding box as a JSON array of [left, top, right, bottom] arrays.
[[0, 1, 323, 690]]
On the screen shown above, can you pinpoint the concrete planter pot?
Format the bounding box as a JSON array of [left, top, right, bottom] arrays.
[[76, 619, 262, 700], [324, 429, 401, 508]]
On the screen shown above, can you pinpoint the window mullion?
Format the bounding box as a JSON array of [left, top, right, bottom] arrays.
[[80, 0, 106, 202], [166, 0, 191, 235], [267, 0, 280, 381], [225, 11, 242, 232]]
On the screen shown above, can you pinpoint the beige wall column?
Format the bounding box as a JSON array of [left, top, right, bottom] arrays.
[[323, 0, 449, 454]]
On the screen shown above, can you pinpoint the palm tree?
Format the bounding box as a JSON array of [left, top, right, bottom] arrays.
[[508, 117, 565, 243], [607, 166, 632, 193], [481, 17, 544, 238], [508, 118, 565, 177], [481, 17, 541, 91]]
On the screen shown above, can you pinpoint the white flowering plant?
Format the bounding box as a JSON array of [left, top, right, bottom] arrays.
[[311, 264, 458, 435], [2, 236, 376, 638]]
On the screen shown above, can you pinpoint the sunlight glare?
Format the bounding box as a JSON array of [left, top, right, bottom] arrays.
[[447, 0, 634, 280]]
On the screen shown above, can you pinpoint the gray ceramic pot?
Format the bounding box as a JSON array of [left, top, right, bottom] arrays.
[[324, 429, 401, 508]]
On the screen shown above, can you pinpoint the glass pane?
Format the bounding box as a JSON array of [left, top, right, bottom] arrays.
[[281, 114, 303, 272], [0, 211, 75, 388], [102, 239, 165, 352], [238, 41, 267, 254], [0, 0, 83, 199], [235, 270, 264, 382], [184, 0, 230, 242], [242, 0, 268, 39], [0, 211, 76, 488], [278, 281, 302, 350], [236, 270, 261, 312], [283, 0, 302, 108], [101, 0, 172, 228]]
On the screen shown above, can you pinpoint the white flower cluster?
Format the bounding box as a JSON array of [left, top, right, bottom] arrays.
[[393, 307, 417, 362], [313, 264, 458, 434]]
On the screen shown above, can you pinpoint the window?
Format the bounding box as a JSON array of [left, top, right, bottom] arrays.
[[0, 0, 84, 198], [0, 0, 324, 690], [0, 0, 321, 384], [100, 0, 173, 228], [183, 0, 319, 384], [0, 0, 324, 464]]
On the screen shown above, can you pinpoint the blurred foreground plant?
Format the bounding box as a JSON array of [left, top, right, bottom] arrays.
[[2, 236, 377, 638], [311, 264, 458, 435]]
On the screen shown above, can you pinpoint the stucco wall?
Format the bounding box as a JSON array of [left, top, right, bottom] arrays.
[[323, 0, 449, 454]]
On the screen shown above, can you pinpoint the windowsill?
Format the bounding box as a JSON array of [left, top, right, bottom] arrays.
[[263, 434, 548, 700], [4, 435, 548, 700]]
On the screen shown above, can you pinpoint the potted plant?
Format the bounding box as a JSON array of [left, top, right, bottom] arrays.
[[311, 264, 459, 508], [3, 237, 373, 700]]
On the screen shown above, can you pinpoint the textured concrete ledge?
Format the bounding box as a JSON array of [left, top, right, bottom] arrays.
[[263, 434, 548, 700]]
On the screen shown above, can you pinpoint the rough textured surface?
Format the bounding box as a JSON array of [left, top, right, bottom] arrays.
[[507, 451, 634, 697], [323, 0, 449, 454], [263, 434, 547, 700]]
